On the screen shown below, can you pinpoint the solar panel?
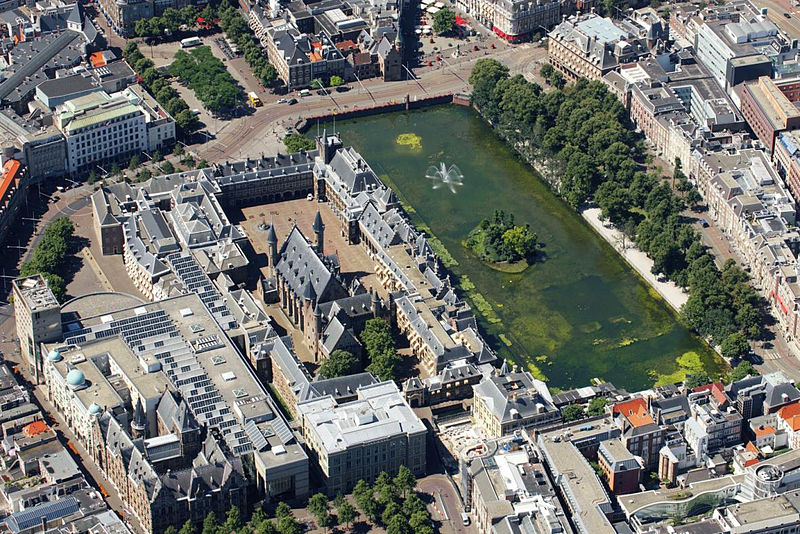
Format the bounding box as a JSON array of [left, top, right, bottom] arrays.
[[245, 420, 269, 452], [272, 416, 294, 445]]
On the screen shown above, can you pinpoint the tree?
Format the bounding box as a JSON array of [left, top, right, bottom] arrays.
[[381, 501, 402, 526], [374, 471, 398, 505], [539, 63, 554, 80], [197, 159, 209, 169], [283, 133, 315, 153], [310, 78, 324, 89], [721, 332, 750, 361], [402, 493, 425, 518], [685, 371, 711, 389], [337, 500, 356, 528], [433, 8, 455, 34], [587, 397, 607, 417], [409, 511, 433, 534], [729, 360, 757, 383], [164, 527, 177, 534], [128, 155, 140, 169], [501, 225, 537, 261], [178, 520, 195, 534], [275, 502, 292, 520], [330, 75, 344, 87], [152, 150, 163, 162], [110, 163, 121, 176], [201, 513, 218, 534], [308, 493, 329, 519], [394, 465, 416, 498], [561, 403, 584, 422], [87, 170, 98, 184], [225, 506, 243, 532], [137, 168, 152, 182], [161, 161, 175, 174], [276, 515, 302, 534], [386, 514, 411, 534], [319, 349, 360, 378]]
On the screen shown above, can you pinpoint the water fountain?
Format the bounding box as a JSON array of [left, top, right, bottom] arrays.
[[426, 162, 464, 193]]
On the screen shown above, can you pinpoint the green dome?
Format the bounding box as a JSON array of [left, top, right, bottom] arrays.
[[66, 369, 85, 387], [88, 403, 102, 415], [47, 349, 62, 362]]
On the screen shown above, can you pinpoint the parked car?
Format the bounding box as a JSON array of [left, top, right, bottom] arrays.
[[288, 98, 298, 105], [277, 98, 288, 104], [784, 12, 792, 17]]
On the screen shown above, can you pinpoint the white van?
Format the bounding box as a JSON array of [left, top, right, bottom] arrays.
[[461, 513, 470, 526]]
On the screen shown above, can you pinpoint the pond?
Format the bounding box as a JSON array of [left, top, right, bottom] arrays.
[[328, 105, 722, 391]]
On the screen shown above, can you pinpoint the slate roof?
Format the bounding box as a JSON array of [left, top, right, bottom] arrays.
[[275, 226, 343, 303], [473, 371, 557, 424], [310, 372, 378, 400]]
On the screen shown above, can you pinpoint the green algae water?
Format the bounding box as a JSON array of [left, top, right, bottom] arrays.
[[330, 105, 722, 391]]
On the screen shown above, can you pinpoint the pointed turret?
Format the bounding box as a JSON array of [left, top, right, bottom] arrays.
[[313, 211, 325, 255], [266, 225, 278, 272], [131, 398, 146, 439], [498, 360, 510, 377], [302, 279, 317, 302]]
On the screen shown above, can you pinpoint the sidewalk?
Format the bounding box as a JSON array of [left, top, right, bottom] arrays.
[[581, 207, 688, 313]]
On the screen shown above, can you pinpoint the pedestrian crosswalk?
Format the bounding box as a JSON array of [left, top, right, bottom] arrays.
[[761, 350, 780, 361]]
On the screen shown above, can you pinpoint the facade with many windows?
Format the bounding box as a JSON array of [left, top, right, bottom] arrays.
[[297, 381, 426, 496], [55, 91, 147, 176]]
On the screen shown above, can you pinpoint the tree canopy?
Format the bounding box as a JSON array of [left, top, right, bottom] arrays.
[[283, 133, 315, 153], [123, 43, 199, 136], [170, 46, 244, 114], [433, 8, 455, 34], [19, 217, 75, 302], [465, 210, 538, 263], [360, 318, 402, 381], [318, 350, 361, 378]]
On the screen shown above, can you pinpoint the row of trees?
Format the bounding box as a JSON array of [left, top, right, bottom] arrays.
[[123, 42, 200, 136], [351, 467, 433, 534], [468, 59, 766, 352], [19, 218, 75, 302], [166, 503, 301, 534], [134, 5, 214, 39], [170, 46, 244, 114], [165, 466, 427, 534], [360, 318, 403, 381], [216, 5, 278, 86]]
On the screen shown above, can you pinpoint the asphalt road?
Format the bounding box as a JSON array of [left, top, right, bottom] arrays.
[[196, 43, 541, 161]]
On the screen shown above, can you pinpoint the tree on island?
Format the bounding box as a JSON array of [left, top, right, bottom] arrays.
[[465, 210, 538, 264]]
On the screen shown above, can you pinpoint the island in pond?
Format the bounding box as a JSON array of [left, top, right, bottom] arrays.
[[463, 210, 538, 273]]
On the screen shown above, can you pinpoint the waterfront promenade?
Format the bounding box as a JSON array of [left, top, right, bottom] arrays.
[[581, 207, 689, 314]]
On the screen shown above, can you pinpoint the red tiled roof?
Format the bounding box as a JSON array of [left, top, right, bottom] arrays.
[[754, 425, 776, 437], [22, 420, 49, 437], [0, 159, 21, 207], [779, 400, 800, 431], [613, 398, 654, 427]]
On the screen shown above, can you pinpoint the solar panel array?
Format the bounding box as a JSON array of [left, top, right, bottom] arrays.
[[62, 306, 252, 456], [6, 496, 79, 532], [166, 252, 238, 331]]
